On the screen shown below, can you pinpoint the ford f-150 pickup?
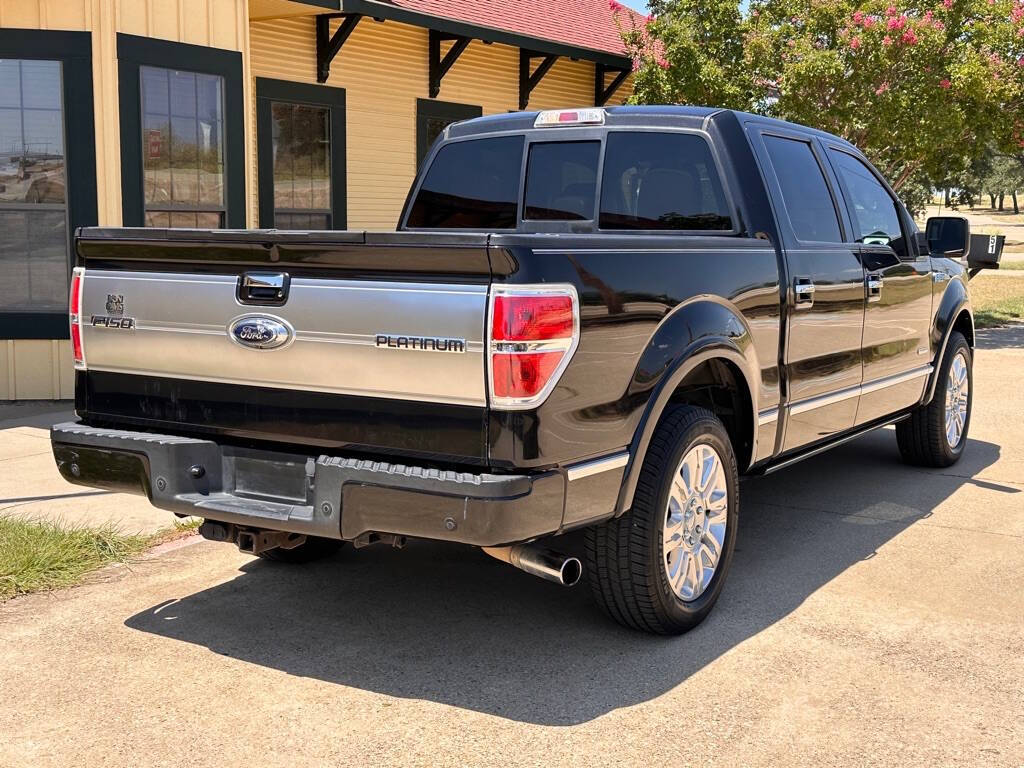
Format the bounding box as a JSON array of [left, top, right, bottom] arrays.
[[51, 106, 990, 634]]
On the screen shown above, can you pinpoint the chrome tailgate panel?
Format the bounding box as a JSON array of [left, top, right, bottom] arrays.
[[80, 270, 488, 406]]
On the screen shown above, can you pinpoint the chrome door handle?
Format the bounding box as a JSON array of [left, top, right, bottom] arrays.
[[866, 273, 882, 303], [794, 278, 815, 309], [932, 271, 950, 283]]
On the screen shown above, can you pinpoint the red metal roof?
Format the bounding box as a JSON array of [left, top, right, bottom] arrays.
[[385, 0, 644, 58]]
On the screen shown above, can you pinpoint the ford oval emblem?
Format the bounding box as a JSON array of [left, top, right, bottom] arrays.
[[228, 315, 293, 350]]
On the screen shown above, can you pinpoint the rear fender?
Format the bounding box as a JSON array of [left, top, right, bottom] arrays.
[[614, 298, 760, 515]]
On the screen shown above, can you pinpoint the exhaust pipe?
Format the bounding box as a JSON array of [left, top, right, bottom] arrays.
[[482, 544, 582, 587]]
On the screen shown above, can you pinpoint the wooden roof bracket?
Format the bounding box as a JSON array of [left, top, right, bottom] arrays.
[[595, 63, 630, 106], [428, 30, 472, 98], [519, 49, 559, 110], [316, 13, 362, 83]]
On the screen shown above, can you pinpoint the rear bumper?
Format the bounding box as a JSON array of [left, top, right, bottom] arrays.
[[50, 422, 592, 547]]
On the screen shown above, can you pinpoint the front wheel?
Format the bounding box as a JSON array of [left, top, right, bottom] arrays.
[[585, 406, 739, 635], [896, 331, 973, 468]]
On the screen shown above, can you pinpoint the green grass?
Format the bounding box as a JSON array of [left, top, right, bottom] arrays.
[[0, 516, 201, 602], [970, 274, 1024, 328], [997, 260, 1024, 270]]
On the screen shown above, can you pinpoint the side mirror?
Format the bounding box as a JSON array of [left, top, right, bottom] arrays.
[[925, 216, 970, 259]]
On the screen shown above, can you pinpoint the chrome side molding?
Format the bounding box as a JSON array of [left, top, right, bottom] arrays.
[[789, 365, 933, 416], [565, 452, 629, 482]]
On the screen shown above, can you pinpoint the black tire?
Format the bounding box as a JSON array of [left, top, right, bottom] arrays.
[[585, 405, 740, 635], [257, 535, 345, 563], [896, 331, 973, 468]]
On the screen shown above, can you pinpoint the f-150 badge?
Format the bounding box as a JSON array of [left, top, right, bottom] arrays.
[[228, 315, 293, 350]]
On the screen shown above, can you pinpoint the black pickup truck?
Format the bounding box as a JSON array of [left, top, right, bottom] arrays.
[[52, 106, 987, 634]]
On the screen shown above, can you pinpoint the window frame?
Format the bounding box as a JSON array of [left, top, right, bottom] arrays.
[[755, 128, 849, 248], [117, 34, 245, 229], [256, 77, 346, 230], [416, 98, 481, 169], [0, 29, 97, 340]]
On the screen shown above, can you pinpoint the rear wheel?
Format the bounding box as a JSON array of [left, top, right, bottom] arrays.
[[896, 331, 972, 468], [257, 536, 344, 563], [585, 406, 739, 635]]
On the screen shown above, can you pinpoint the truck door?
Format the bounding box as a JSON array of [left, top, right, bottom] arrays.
[[751, 128, 866, 452], [824, 147, 934, 424]]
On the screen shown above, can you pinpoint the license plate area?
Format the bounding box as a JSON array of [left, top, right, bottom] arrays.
[[223, 448, 311, 504]]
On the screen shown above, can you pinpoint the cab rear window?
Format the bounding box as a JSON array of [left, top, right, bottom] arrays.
[[599, 132, 732, 231], [407, 130, 733, 232], [406, 135, 523, 229]]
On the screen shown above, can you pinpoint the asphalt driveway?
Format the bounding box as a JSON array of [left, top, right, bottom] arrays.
[[1, 325, 1022, 767]]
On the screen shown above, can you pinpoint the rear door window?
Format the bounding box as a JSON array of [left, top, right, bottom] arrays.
[[762, 135, 843, 243], [599, 132, 732, 231], [523, 141, 600, 220], [406, 135, 523, 228]]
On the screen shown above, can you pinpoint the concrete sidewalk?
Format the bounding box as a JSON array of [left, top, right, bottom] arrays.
[[0, 402, 177, 535]]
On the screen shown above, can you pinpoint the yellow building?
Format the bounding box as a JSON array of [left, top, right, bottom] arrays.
[[0, 0, 635, 400]]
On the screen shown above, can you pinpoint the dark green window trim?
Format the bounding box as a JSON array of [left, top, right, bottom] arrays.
[[116, 34, 246, 229], [416, 98, 482, 167], [0, 29, 97, 340], [255, 78, 347, 230]]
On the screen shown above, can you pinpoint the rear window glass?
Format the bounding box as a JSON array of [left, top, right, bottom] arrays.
[[599, 132, 732, 231], [763, 135, 843, 243], [406, 136, 523, 228], [523, 141, 600, 220]]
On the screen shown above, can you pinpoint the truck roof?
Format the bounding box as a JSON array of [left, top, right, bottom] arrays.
[[445, 105, 858, 152]]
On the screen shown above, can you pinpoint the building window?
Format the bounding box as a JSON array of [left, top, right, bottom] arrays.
[[140, 67, 226, 228], [0, 60, 67, 312], [416, 99, 482, 168], [117, 34, 245, 229], [256, 78, 346, 230], [0, 30, 97, 340]]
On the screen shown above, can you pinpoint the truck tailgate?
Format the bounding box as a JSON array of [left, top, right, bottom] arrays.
[[73, 229, 492, 462]]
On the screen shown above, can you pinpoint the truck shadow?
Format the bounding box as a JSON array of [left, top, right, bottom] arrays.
[[125, 429, 1010, 725]]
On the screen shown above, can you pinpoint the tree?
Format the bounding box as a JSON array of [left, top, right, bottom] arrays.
[[622, 0, 1024, 215], [982, 152, 1024, 211]]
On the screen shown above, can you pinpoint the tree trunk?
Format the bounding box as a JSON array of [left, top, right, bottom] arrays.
[[1014, 191, 1020, 215], [999, 193, 1005, 211], [944, 187, 951, 206], [990, 193, 997, 208]]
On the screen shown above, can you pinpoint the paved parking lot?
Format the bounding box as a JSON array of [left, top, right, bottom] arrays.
[[1, 325, 1022, 767]]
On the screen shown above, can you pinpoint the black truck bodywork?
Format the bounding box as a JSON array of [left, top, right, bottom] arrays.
[[52, 106, 979, 632]]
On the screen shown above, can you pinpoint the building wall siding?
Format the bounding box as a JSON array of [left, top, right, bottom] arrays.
[[0, 0, 249, 400], [249, 16, 631, 230], [2, 6, 631, 399]]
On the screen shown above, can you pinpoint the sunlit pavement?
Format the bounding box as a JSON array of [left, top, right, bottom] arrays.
[[1, 326, 1022, 767]]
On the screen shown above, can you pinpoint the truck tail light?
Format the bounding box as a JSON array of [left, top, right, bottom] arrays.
[[488, 285, 579, 409], [69, 267, 85, 369]]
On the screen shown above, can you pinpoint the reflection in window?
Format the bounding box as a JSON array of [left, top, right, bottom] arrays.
[[141, 66, 225, 228], [271, 102, 331, 230], [0, 59, 68, 312]]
